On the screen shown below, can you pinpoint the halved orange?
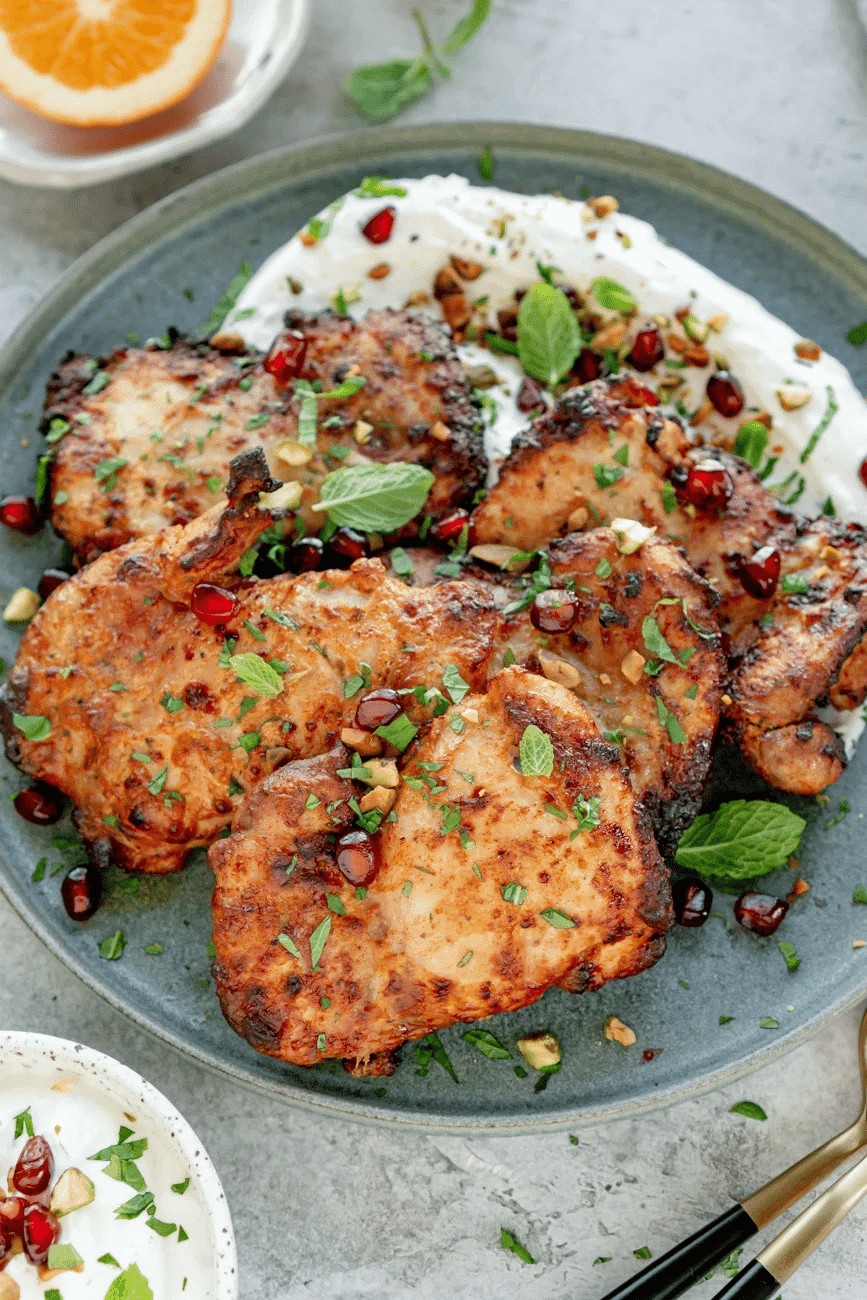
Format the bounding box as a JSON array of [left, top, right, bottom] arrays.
[[0, 0, 232, 127]]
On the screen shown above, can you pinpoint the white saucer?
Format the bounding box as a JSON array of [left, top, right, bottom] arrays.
[[0, 0, 310, 188]]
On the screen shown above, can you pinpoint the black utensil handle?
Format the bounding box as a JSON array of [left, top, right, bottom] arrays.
[[709, 1259, 780, 1300], [598, 1204, 758, 1300]]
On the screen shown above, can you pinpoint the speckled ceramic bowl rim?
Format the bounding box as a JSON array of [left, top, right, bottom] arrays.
[[0, 1031, 238, 1297]]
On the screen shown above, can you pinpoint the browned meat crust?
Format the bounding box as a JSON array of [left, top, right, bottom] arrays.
[[210, 668, 671, 1071], [42, 310, 486, 563], [2, 452, 500, 875], [472, 379, 867, 793]]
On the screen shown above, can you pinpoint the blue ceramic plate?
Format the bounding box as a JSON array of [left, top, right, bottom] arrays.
[[1, 124, 866, 1132]]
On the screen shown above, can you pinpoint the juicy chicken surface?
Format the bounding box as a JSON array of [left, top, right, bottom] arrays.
[[2, 452, 499, 874], [472, 378, 867, 793], [44, 309, 486, 563], [4, 439, 722, 874], [210, 668, 671, 1073]]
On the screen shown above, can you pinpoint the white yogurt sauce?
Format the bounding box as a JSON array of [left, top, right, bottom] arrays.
[[0, 1067, 213, 1298], [231, 174, 867, 749]]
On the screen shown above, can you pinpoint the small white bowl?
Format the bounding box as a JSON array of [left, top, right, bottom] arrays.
[[0, 1032, 237, 1299], [0, 0, 310, 188]]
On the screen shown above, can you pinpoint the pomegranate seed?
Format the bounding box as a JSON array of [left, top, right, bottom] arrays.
[[516, 378, 544, 412], [738, 545, 781, 599], [0, 1196, 26, 1238], [0, 495, 43, 535], [573, 348, 602, 384], [13, 783, 64, 826], [673, 878, 712, 927], [361, 206, 396, 244], [22, 1203, 60, 1265], [677, 460, 733, 510], [734, 892, 789, 937], [643, 1049, 658, 1062], [190, 583, 240, 627], [61, 864, 103, 921], [859, 456, 867, 489], [530, 589, 578, 633], [37, 568, 71, 600], [706, 370, 745, 418], [355, 689, 402, 732], [431, 510, 476, 547], [336, 830, 379, 887], [291, 537, 324, 572], [326, 527, 369, 567], [628, 324, 665, 372], [263, 330, 307, 386], [13, 1135, 54, 1196]]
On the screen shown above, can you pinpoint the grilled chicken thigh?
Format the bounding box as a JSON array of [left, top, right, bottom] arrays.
[[43, 309, 486, 563], [210, 668, 672, 1073], [472, 378, 867, 793], [2, 452, 499, 874]]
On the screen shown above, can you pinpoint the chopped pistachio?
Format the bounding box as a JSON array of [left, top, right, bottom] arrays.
[[776, 386, 813, 411], [516, 1032, 562, 1070], [610, 517, 656, 554], [604, 1015, 636, 1047], [50, 1167, 95, 1218], [3, 587, 40, 622]]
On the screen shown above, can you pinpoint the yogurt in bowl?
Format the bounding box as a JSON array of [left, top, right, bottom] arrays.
[[0, 1033, 236, 1299]]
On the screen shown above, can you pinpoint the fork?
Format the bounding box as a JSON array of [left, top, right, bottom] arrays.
[[598, 1006, 867, 1300]]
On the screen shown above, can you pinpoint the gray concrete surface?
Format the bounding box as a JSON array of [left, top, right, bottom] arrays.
[[2, 1, 867, 1295]]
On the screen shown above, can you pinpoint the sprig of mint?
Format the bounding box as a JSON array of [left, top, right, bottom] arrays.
[[516, 282, 581, 388], [313, 462, 434, 532], [500, 1227, 536, 1264], [675, 800, 806, 879], [344, 1, 491, 121]]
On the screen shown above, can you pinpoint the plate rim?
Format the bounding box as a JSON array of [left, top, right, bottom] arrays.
[[2, 120, 867, 1134]]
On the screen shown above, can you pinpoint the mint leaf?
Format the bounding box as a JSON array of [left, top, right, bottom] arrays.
[[641, 615, 679, 665], [277, 933, 302, 962], [500, 1227, 535, 1264], [540, 908, 576, 929], [442, 663, 471, 704], [343, 58, 432, 121], [734, 420, 768, 468], [517, 283, 581, 387], [675, 800, 805, 878], [441, 0, 491, 54], [228, 653, 283, 699], [590, 276, 638, 314], [414, 1031, 459, 1083], [848, 321, 867, 346], [14, 1106, 33, 1138], [13, 713, 51, 741], [374, 713, 418, 751], [721, 1248, 743, 1279], [355, 177, 409, 198], [315, 462, 434, 532], [478, 146, 494, 181], [115, 1190, 155, 1219], [730, 1100, 767, 1121], [202, 260, 253, 335], [518, 723, 554, 777], [104, 1261, 154, 1299], [99, 930, 127, 960], [464, 1028, 511, 1059], [854, 885, 867, 904], [779, 941, 801, 971], [309, 916, 331, 969], [502, 882, 528, 905], [800, 385, 838, 464]]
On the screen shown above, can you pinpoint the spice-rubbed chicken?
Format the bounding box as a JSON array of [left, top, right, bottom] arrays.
[[42, 308, 486, 563], [2, 451, 500, 874], [4, 439, 722, 874], [393, 526, 724, 854], [472, 377, 867, 794], [210, 667, 672, 1075]]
